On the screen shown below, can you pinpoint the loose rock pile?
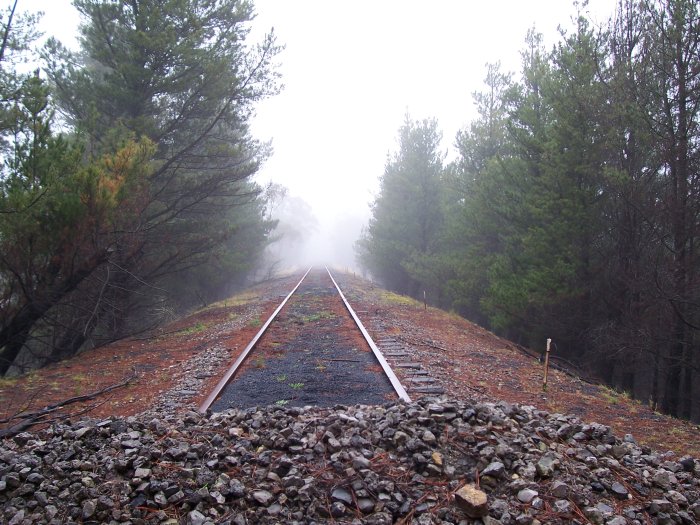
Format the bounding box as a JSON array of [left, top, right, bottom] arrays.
[[1, 398, 698, 524]]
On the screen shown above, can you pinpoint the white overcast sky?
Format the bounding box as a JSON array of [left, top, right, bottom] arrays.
[[18, 0, 617, 229]]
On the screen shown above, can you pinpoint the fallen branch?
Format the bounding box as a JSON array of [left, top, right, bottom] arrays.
[[0, 371, 138, 438]]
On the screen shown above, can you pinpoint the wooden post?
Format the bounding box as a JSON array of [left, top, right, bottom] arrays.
[[542, 338, 552, 392], [423, 290, 427, 310]]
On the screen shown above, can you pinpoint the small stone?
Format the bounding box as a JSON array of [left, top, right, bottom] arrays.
[[652, 470, 674, 490], [550, 481, 568, 498], [514, 513, 532, 524], [229, 479, 245, 498], [352, 456, 371, 469], [680, 457, 696, 472], [432, 451, 443, 466], [211, 490, 226, 504], [330, 501, 346, 517], [26, 473, 44, 484], [554, 499, 571, 513], [358, 498, 375, 514], [74, 427, 92, 439], [536, 455, 556, 478], [364, 511, 393, 525], [584, 507, 604, 525], [606, 517, 626, 525], [517, 489, 538, 504], [393, 431, 409, 445], [134, 467, 151, 478], [661, 460, 680, 473], [667, 490, 688, 506], [188, 510, 207, 525], [611, 445, 628, 459], [422, 430, 436, 444], [591, 481, 605, 492], [82, 499, 97, 519], [13, 432, 32, 445], [649, 499, 672, 514], [482, 461, 505, 479], [44, 505, 58, 519], [167, 489, 184, 503], [454, 483, 488, 518], [331, 487, 353, 505], [610, 482, 628, 500], [8, 510, 24, 525], [35, 491, 49, 506], [252, 490, 273, 506]]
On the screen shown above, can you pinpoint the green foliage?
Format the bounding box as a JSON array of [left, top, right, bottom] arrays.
[[357, 0, 700, 419], [357, 115, 446, 296], [42, 0, 281, 307], [0, 0, 280, 375]]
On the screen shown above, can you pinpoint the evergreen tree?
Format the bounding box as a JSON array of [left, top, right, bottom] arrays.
[[636, 0, 700, 418], [42, 0, 280, 334], [357, 116, 445, 296], [1, 0, 280, 375]]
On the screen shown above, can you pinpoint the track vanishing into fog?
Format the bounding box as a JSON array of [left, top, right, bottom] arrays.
[[200, 267, 410, 412]]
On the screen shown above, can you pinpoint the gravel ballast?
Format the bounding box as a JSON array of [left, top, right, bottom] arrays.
[[1, 397, 698, 524]]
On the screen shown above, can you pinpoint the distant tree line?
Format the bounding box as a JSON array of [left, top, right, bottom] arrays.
[[358, 0, 700, 421], [0, 0, 281, 375]]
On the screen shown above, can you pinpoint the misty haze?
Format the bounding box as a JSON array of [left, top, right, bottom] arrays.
[[2, 0, 700, 441]]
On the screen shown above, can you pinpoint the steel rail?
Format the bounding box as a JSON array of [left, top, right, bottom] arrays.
[[325, 267, 411, 403], [198, 267, 313, 413]]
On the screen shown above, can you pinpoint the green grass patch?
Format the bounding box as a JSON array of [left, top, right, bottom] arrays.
[[599, 385, 631, 405], [378, 290, 421, 307], [179, 322, 208, 335], [197, 291, 259, 312], [0, 376, 19, 389], [297, 310, 335, 323]]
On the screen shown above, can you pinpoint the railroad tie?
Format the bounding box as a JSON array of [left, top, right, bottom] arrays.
[[412, 386, 446, 394], [378, 337, 445, 395]]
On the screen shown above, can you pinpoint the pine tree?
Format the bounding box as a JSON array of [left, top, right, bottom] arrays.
[[43, 0, 281, 334], [357, 116, 445, 296]]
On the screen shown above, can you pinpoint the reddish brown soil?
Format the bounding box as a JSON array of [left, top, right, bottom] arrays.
[[337, 273, 700, 458], [1, 270, 699, 459]]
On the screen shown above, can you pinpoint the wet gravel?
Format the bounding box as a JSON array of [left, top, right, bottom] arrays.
[[1, 397, 698, 524]]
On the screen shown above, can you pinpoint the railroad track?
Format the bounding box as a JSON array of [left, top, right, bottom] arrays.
[[199, 267, 410, 412]]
